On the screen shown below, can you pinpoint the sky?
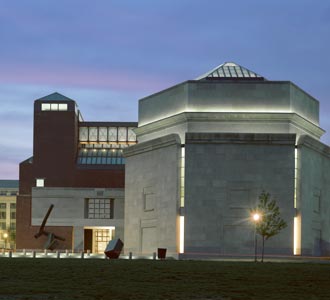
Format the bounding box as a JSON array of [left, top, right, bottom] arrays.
[[0, 0, 329, 179]]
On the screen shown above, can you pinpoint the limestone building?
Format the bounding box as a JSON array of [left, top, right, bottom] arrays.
[[124, 62, 330, 257]]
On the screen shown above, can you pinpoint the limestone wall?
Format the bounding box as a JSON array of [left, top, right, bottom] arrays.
[[184, 133, 295, 256], [298, 135, 330, 256], [124, 134, 181, 256]]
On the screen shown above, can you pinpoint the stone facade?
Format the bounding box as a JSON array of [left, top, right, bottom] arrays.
[[124, 62, 330, 257], [31, 187, 125, 251], [184, 133, 295, 256], [124, 134, 181, 256]]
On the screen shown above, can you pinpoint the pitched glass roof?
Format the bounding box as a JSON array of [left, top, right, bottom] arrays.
[[36, 92, 74, 102], [196, 62, 264, 80]]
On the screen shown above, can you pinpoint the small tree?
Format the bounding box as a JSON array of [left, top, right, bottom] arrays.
[[253, 191, 287, 262]]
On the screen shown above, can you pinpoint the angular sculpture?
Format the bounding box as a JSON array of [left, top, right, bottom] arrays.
[[104, 238, 123, 259], [34, 204, 65, 250]]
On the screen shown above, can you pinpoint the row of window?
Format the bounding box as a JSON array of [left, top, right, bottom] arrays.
[[0, 212, 16, 219], [0, 222, 15, 230], [0, 191, 17, 196], [41, 103, 68, 111], [79, 126, 136, 142], [0, 203, 16, 209], [77, 148, 125, 165]]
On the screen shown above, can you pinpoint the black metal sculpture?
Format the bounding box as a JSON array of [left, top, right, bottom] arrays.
[[34, 204, 65, 250]]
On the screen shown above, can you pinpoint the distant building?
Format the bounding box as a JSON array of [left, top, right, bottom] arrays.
[[124, 62, 330, 257], [0, 180, 18, 249], [17, 93, 137, 252]]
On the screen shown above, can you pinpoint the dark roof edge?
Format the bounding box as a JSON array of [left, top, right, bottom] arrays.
[[80, 121, 138, 127]]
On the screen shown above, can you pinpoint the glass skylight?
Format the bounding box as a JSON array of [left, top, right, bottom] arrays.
[[196, 62, 264, 80]]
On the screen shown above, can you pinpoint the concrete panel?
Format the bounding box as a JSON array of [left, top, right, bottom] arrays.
[[124, 134, 181, 256], [184, 133, 295, 256], [298, 135, 330, 256]]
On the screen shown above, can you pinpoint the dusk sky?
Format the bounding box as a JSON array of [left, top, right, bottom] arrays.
[[1, 0, 329, 179]]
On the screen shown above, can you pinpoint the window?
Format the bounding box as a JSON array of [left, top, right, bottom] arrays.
[[118, 127, 127, 141], [41, 103, 51, 111], [10, 212, 16, 219], [99, 127, 107, 141], [94, 229, 111, 253], [108, 127, 117, 141], [36, 178, 44, 187], [10, 203, 16, 209], [0, 222, 6, 230], [0, 212, 6, 219], [0, 203, 6, 209], [128, 127, 136, 142], [89, 127, 98, 141], [58, 103, 68, 111], [86, 198, 112, 219], [50, 103, 58, 110], [77, 148, 125, 165], [79, 127, 88, 141]]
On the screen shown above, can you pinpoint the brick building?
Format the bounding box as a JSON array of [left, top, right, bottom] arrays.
[[17, 93, 136, 252]]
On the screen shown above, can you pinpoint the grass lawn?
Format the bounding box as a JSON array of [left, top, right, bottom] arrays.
[[0, 258, 329, 300]]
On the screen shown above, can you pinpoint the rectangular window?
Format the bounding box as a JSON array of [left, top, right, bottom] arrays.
[[36, 178, 44, 187], [118, 127, 127, 141], [89, 127, 98, 141], [85, 198, 113, 219], [0, 222, 6, 230], [0, 203, 6, 209], [10, 203, 16, 209], [51, 103, 59, 111], [99, 127, 108, 141], [41, 103, 51, 111], [128, 127, 137, 142], [0, 212, 6, 219], [78, 127, 88, 141], [10, 212, 16, 219], [108, 127, 117, 141], [58, 103, 68, 111]]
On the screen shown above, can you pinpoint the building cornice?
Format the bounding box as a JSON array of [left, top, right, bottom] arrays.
[[135, 112, 324, 140], [123, 134, 181, 157], [297, 135, 330, 158]]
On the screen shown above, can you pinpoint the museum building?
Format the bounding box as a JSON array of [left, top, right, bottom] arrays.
[[17, 93, 137, 252], [17, 62, 330, 257], [124, 62, 330, 257]]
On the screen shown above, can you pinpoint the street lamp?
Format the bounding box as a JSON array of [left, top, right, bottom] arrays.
[[3, 232, 8, 249], [252, 213, 260, 262]]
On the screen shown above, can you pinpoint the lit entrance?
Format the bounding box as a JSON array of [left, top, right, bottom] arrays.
[[84, 226, 115, 253]]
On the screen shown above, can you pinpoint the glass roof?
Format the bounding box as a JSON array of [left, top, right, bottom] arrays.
[[196, 62, 264, 80]]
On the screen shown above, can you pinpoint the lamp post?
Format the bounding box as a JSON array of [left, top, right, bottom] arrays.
[[3, 232, 8, 250], [253, 213, 260, 262]]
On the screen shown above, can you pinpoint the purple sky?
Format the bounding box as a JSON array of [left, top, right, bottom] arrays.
[[1, 0, 330, 179]]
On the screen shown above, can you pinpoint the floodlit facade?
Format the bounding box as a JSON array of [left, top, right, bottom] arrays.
[[0, 180, 18, 249], [17, 63, 330, 257], [124, 62, 330, 257], [17, 93, 137, 252]]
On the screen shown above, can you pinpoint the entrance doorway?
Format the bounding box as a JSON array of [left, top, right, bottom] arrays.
[[84, 226, 115, 253]]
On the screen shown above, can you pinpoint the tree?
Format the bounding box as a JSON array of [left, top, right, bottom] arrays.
[[253, 191, 287, 262]]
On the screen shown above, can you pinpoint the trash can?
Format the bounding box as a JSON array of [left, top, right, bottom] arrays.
[[157, 248, 167, 260]]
